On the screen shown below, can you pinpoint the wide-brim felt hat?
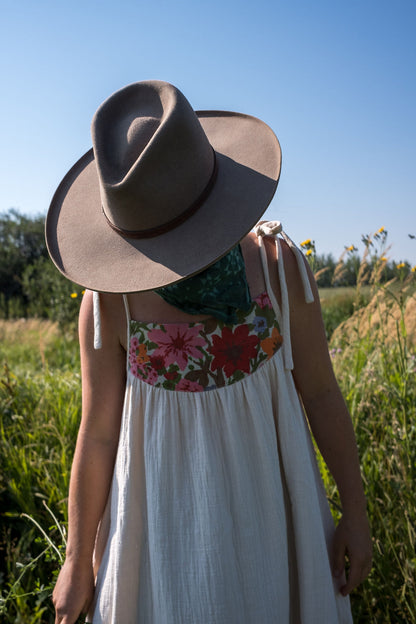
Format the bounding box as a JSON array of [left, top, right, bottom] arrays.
[[46, 80, 282, 293]]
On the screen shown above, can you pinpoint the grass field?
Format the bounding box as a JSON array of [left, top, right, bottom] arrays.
[[0, 283, 415, 623]]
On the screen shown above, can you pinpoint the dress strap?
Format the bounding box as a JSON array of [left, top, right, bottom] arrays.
[[254, 221, 314, 370], [93, 291, 102, 350], [122, 294, 131, 347], [92, 292, 132, 351]]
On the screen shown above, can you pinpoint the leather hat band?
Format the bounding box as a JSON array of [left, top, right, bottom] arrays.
[[103, 150, 218, 239]]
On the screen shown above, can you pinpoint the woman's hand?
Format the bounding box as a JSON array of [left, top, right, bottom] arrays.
[[53, 558, 94, 624], [332, 512, 373, 596]]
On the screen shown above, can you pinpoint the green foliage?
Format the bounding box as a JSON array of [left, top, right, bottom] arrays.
[[0, 209, 47, 306], [0, 504, 66, 623], [0, 209, 83, 326], [0, 326, 81, 621], [21, 257, 84, 327], [317, 253, 416, 622], [319, 287, 371, 340], [324, 309, 416, 622]]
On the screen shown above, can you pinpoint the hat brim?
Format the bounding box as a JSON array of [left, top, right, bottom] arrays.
[[46, 111, 281, 293]]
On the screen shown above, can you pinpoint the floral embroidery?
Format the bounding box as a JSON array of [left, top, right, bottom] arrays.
[[209, 325, 259, 378], [253, 316, 268, 333], [176, 378, 204, 392], [136, 343, 150, 364], [150, 355, 165, 370], [260, 326, 284, 359], [128, 291, 283, 392], [257, 292, 273, 309], [147, 325, 207, 370]]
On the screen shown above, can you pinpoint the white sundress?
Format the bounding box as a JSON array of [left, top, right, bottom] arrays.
[[89, 222, 353, 624]]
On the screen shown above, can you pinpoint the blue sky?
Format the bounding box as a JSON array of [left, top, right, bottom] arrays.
[[1, 0, 415, 264]]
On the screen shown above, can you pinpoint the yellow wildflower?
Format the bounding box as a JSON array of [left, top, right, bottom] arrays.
[[346, 245, 355, 252], [411, 266, 416, 273], [380, 256, 387, 262], [376, 226, 385, 234], [300, 238, 312, 247], [81, 290, 86, 295], [305, 249, 313, 256], [70, 293, 78, 298], [396, 262, 406, 269]]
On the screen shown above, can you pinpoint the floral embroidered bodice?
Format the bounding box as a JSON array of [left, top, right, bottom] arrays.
[[128, 291, 283, 392]]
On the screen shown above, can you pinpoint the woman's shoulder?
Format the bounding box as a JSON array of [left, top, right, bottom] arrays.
[[247, 228, 315, 308], [80, 290, 127, 349], [80, 290, 126, 322]]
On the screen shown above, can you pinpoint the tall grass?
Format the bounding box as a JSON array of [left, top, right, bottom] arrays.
[[317, 230, 416, 623], [319, 286, 371, 339], [318, 319, 416, 622], [0, 321, 80, 622]]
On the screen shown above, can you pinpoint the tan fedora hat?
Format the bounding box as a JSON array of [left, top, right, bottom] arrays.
[[46, 80, 281, 293]]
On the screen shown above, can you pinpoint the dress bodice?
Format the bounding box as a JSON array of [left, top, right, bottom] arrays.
[[127, 291, 283, 392]]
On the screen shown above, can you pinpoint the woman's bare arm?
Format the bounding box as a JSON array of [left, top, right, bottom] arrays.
[[53, 291, 126, 623], [272, 240, 372, 596]]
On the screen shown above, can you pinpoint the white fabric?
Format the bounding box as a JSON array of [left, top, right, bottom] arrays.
[[89, 228, 353, 623], [93, 291, 102, 350]]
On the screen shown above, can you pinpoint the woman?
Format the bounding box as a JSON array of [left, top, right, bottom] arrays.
[[47, 80, 372, 623]]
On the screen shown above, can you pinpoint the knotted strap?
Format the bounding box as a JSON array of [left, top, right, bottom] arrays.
[[254, 220, 314, 370]]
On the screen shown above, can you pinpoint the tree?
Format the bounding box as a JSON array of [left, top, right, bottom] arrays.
[[0, 209, 83, 324], [0, 209, 48, 316]]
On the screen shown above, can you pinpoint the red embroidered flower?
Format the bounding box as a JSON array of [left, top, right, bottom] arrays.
[[164, 371, 178, 381], [150, 354, 165, 370], [209, 325, 259, 378]]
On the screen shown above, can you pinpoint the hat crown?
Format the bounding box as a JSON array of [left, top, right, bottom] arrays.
[[92, 81, 214, 234]]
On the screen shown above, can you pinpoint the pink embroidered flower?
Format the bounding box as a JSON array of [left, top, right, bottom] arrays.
[[176, 378, 204, 392], [130, 361, 148, 379], [130, 336, 140, 349], [148, 324, 207, 370], [209, 325, 259, 378], [146, 368, 158, 385], [256, 292, 272, 309], [129, 344, 137, 364]]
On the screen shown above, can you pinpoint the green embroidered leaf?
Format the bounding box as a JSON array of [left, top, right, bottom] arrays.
[[162, 380, 176, 391], [231, 369, 245, 382]]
